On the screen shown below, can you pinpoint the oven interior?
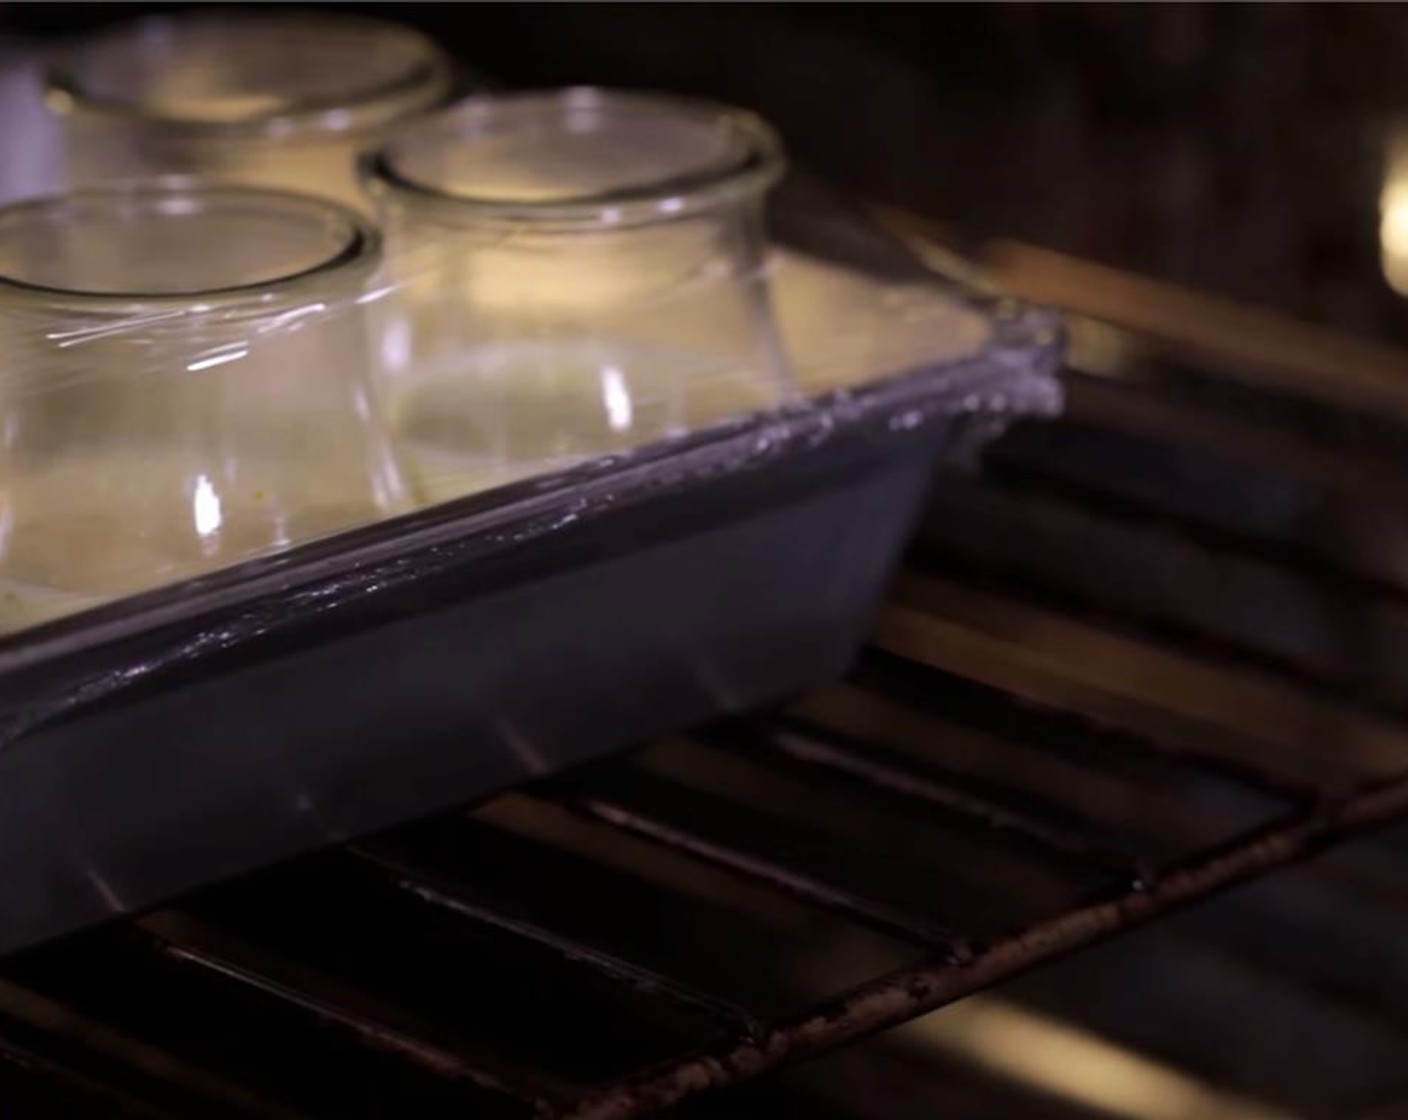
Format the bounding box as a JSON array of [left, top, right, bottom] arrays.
[[3, 6, 1408, 1119]]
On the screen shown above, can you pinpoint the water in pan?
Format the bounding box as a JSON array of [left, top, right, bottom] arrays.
[[0, 248, 1003, 631], [386, 250, 995, 505], [0, 448, 391, 633], [388, 337, 784, 506], [770, 250, 993, 395]]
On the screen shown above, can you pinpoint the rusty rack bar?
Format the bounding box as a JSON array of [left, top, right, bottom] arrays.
[[5, 236, 1408, 1119], [560, 771, 1408, 1120]]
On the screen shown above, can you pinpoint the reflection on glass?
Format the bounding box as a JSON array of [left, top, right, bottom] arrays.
[[47, 11, 454, 210], [365, 88, 792, 504], [0, 183, 406, 633]]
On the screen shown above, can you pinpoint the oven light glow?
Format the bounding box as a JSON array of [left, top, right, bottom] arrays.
[[1380, 137, 1408, 296]]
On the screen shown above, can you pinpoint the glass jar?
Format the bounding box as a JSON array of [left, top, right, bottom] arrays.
[[364, 88, 792, 504], [0, 183, 407, 633], [46, 10, 454, 210]]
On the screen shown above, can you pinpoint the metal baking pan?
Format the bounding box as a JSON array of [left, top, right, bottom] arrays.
[[0, 178, 1062, 956]]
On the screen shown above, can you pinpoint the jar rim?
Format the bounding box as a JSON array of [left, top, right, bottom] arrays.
[[364, 88, 786, 229], [46, 10, 454, 140], [0, 182, 379, 309]]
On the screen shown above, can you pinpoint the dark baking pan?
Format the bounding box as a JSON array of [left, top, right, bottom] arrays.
[[0, 181, 1063, 956]]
